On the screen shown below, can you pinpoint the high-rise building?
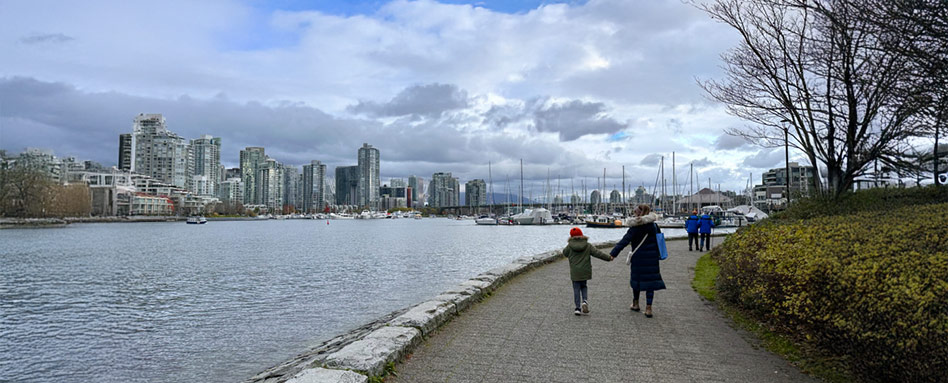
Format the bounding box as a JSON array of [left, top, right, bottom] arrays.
[[610, 190, 621, 204], [224, 167, 241, 180], [130, 114, 190, 188], [218, 178, 243, 205], [118, 134, 132, 171], [302, 160, 327, 213], [357, 143, 380, 208], [465, 179, 487, 207], [408, 175, 424, 208], [335, 165, 360, 206], [283, 165, 299, 211], [190, 135, 221, 196], [256, 158, 283, 211], [390, 178, 406, 187], [428, 172, 459, 208], [590, 190, 602, 206], [240, 147, 266, 205]]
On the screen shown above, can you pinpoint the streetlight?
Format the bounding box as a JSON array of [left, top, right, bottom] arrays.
[[781, 119, 791, 207]]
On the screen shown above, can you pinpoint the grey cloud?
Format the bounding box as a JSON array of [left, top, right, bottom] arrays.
[[533, 100, 626, 141], [0, 77, 616, 188], [742, 149, 784, 169], [714, 133, 749, 150], [20, 33, 75, 45], [692, 157, 714, 167], [347, 83, 469, 118], [640, 153, 662, 166]]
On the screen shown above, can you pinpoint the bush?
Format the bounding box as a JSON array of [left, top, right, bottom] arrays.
[[772, 185, 948, 221], [713, 202, 948, 382]]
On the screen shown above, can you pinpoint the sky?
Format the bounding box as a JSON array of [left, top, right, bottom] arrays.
[[0, 0, 813, 196]]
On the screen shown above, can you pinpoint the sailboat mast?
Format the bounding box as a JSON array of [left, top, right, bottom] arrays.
[[520, 159, 524, 214], [488, 161, 493, 216], [622, 165, 626, 216], [672, 152, 676, 215], [660, 156, 665, 214], [690, 162, 694, 213]]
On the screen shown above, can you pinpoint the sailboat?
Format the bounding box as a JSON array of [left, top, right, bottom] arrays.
[[476, 161, 499, 225]]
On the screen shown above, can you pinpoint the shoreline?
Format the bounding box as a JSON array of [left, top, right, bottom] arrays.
[[246, 232, 732, 382]]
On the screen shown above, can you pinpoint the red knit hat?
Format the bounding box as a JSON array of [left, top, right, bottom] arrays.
[[570, 227, 583, 237]]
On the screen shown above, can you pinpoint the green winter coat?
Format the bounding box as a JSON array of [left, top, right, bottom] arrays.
[[562, 236, 612, 281]]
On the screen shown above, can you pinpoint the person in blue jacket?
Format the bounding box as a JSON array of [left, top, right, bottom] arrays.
[[609, 204, 666, 318], [685, 213, 700, 251], [698, 214, 715, 251]]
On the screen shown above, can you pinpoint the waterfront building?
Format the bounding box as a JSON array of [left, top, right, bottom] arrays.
[[283, 165, 299, 212], [678, 188, 733, 212], [465, 179, 487, 207], [408, 175, 425, 208], [239, 147, 266, 205], [302, 160, 327, 213], [752, 162, 817, 211], [610, 190, 622, 204], [553, 195, 564, 205], [130, 114, 191, 189], [129, 193, 175, 215], [357, 143, 380, 209], [256, 158, 284, 212], [189, 135, 221, 196], [335, 165, 360, 206], [428, 172, 460, 208], [218, 177, 243, 206], [590, 190, 602, 207], [8, 148, 65, 182], [570, 194, 582, 205], [118, 134, 132, 171]]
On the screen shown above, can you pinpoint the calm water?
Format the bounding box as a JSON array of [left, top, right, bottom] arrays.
[[1, 219, 692, 383]]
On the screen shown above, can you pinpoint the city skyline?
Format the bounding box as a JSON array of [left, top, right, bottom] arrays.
[[1, 0, 827, 193]]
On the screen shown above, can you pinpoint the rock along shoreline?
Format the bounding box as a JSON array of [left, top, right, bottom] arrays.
[[243, 240, 621, 383]]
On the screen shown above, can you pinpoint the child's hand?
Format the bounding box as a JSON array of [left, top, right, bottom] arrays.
[[610, 256, 616, 261]]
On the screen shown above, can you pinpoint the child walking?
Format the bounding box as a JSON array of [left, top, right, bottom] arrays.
[[562, 227, 613, 315]]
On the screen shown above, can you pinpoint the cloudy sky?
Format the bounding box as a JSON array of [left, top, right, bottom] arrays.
[[0, 0, 809, 196]]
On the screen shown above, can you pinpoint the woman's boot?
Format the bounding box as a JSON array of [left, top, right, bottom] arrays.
[[630, 299, 640, 311], [644, 305, 653, 318]]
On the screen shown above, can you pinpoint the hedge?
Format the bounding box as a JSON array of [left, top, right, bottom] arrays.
[[772, 185, 948, 221], [713, 202, 948, 382]]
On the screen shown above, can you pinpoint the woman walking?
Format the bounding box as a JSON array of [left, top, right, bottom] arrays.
[[610, 204, 666, 317]]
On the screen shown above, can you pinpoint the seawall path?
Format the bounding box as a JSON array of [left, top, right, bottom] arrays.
[[389, 238, 817, 383]]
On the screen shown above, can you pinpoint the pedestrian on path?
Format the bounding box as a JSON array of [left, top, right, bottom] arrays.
[[699, 213, 715, 251], [562, 227, 613, 316], [610, 204, 666, 318], [685, 213, 700, 251]]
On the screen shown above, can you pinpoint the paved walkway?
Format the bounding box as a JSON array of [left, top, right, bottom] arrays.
[[390, 238, 817, 383]]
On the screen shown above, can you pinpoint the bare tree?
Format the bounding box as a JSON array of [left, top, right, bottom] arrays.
[[699, 0, 932, 197]]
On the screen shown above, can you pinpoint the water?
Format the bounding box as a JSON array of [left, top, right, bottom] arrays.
[[0, 219, 686, 383]]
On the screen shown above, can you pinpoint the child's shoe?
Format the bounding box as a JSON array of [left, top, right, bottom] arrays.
[[574, 308, 582, 316], [581, 300, 589, 314]]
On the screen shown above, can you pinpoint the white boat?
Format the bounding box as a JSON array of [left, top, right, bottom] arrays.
[[656, 217, 686, 228], [585, 215, 624, 228], [475, 215, 498, 225], [511, 208, 554, 225], [186, 216, 207, 224], [330, 213, 355, 220]]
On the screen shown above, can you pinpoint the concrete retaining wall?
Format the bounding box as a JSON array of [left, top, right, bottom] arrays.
[[245, 241, 618, 383]]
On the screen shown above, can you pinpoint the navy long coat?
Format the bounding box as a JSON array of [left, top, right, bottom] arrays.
[[610, 215, 666, 292]]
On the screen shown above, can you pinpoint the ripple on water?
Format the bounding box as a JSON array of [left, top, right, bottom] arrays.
[[0, 219, 706, 383]]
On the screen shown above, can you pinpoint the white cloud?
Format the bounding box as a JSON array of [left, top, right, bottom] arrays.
[[0, 0, 766, 192]]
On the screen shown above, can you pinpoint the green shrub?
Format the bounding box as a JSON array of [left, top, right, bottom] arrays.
[[772, 185, 948, 221], [713, 202, 948, 382]]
